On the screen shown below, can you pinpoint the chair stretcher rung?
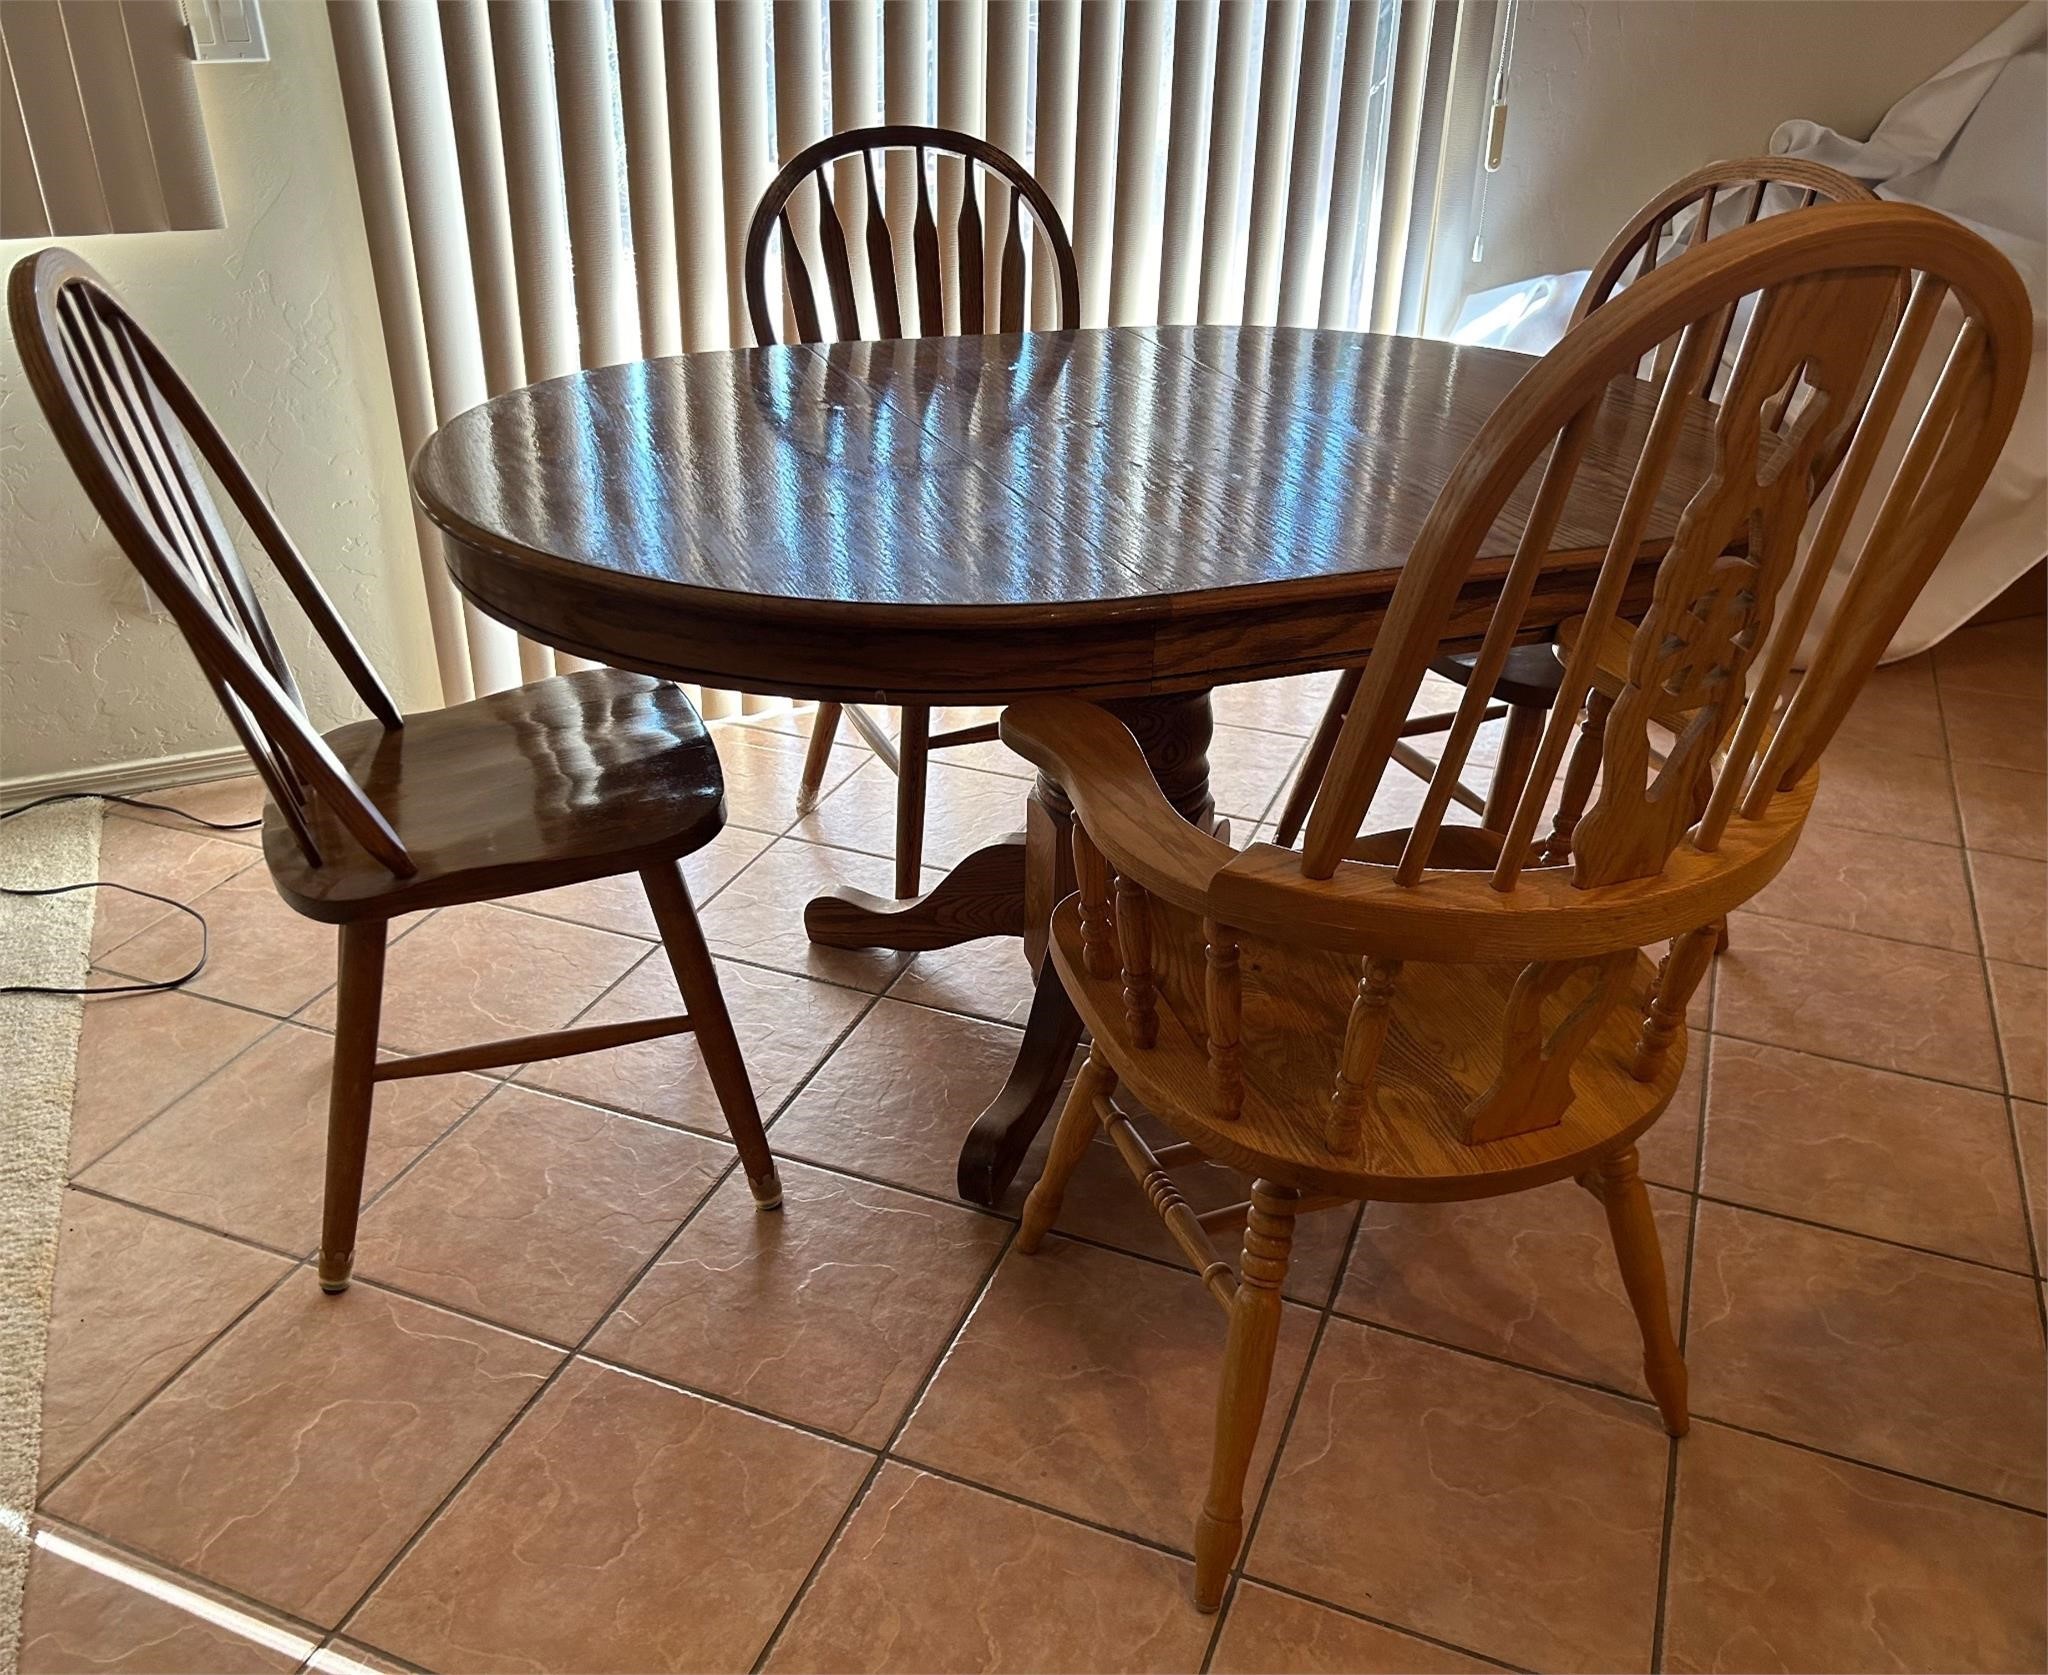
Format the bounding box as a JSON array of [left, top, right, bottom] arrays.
[[1101, 1107, 1237, 1309], [929, 720, 1001, 750], [372, 1013, 694, 1081]]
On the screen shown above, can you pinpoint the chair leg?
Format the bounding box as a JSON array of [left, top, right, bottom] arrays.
[[894, 705, 930, 899], [1483, 700, 1548, 831], [1018, 1051, 1116, 1254], [798, 702, 843, 808], [641, 860, 782, 1210], [1194, 1178, 1300, 1612], [1273, 667, 1363, 848], [1592, 1145, 1688, 1437], [319, 920, 388, 1293]]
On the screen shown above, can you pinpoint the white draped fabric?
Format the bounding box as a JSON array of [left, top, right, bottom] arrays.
[[328, 0, 1470, 707], [1450, 5, 2047, 659]]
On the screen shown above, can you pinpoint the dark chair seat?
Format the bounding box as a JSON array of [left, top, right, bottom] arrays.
[[264, 668, 724, 922], [1430, 643, 1564, 709]]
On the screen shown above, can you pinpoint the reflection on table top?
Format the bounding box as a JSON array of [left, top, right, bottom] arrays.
[[413, 324, 1715, 628]]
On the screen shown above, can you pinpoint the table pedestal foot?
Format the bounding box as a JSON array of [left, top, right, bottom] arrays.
[[803, 835, 1028, 951], [955, 972, 1086, 1207], [954, 690, 1217, 1207]]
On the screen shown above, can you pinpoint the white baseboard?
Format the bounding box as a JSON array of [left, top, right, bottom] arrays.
[[0, 745, 254, 811]]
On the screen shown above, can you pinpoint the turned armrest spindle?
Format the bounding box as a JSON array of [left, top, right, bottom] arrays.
[[1115, 875, 1158, 1048], [1204, 917, 1244, 1119], [1632, 921, 1717, 1079], [1073, 823, 1119, 980], [1328, 957, 1400, 1151]]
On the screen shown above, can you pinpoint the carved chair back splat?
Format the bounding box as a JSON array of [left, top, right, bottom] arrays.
[[743, 124, 1080, 899], [1002, 204, 2032, 1611], [10, 248, 787, 1292], [1270, 155, 1881, 851]]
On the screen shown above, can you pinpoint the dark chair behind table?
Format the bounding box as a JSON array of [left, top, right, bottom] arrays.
[[743, 124, 1080, 901]]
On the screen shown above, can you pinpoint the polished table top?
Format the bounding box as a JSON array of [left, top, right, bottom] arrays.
[[412, 325, 1715, 703]]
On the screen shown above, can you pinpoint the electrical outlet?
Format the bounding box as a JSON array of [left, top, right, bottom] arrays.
[[185, 0, 268, 64]]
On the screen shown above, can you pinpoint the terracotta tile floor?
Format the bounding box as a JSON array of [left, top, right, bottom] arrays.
[[24, 640, 2048, 1674]]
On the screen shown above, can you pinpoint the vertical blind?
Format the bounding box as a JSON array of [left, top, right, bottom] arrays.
[[1, 0, 223, 238], [329, 0, 1487, 708]]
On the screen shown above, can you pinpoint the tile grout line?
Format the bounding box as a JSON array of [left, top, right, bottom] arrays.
[[32, 1253, 307, 1511], [52, 1182, 314, 1267], [62, 1072, 2048, 1526], [748, 1220, 1022, 1674], [1684, 1186, 2041, 1281], [1929, 664, 2048, 1332], [71, 905, 453, 1179], [1308, 1310, 2048, 1518], [47, 896, 893, 1661], [329, 982, 896, 1658], [28, 1510, 340, 1659], [52, 678, 2047, 1665], [1703, 1021, 2011, 1102], [1651, 1021, 1715, 1673], [1209, 1571, 1533, 1673]]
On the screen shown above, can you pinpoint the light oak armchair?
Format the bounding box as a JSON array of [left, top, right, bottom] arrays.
[[1002, 203, 2031, 1612]]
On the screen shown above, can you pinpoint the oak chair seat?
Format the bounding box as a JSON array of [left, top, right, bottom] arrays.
[[1049, 897, 1681, 1204], [1433, 644, 1562, 709], [265, 668, 723, 923]]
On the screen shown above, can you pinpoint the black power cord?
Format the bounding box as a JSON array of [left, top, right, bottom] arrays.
[[1, 791, 262, 997]]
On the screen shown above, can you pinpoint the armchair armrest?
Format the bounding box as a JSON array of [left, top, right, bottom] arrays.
[[999, 696, 1235, 913]]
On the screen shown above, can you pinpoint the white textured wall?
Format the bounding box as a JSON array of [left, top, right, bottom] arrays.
[[0, 1, 439, 789], [1466, 0, 2023, 297]]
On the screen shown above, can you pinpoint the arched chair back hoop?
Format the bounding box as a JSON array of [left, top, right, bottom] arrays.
[[743, 124, 1081, 347], [1575, 157, 1887, 431], [1271, 203, 2030, 956], [7, 248, 414, 877]]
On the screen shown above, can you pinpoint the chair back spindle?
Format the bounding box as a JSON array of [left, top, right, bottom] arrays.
[[745, 126, 1079, 347], [1271, 205, 2029, 1137], [1074, 823, 1120, 980]]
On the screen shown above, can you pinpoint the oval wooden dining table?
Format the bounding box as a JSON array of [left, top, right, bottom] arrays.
[[412, 324, 1721, 1207]]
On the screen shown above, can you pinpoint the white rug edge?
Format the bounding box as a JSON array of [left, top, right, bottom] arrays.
[[0, 800, 99, 1667]]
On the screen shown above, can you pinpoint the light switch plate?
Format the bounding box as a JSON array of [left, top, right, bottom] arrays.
[[185, 0, 269, 63]]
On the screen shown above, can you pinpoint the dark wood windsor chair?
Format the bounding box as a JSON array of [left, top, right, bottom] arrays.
[[1005, 202, 2030, 1611], [10, 248, 784, 1292], [1272, 156, 1879, 851], [743, 124, 1081, 899]]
